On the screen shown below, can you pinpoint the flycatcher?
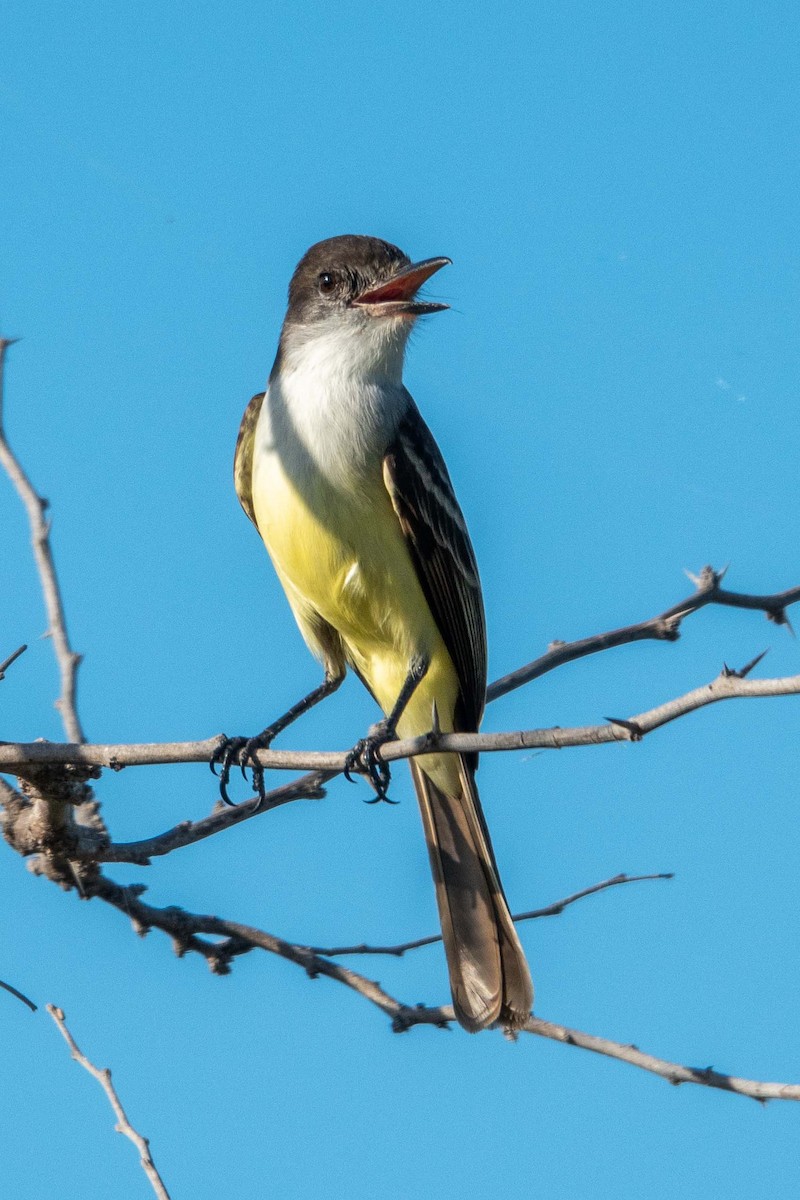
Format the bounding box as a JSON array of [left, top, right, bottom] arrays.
[[219, 235, 533, 1032]]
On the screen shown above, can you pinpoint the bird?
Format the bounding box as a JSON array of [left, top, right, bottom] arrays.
[[216, 234, 533, 1032]]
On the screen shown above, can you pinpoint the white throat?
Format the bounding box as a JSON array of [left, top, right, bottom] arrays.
[[281, 309, 410, 386], [259, 315, 413, 487]]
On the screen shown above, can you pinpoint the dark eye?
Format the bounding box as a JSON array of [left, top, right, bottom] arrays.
[[318, 271, 337, 296]]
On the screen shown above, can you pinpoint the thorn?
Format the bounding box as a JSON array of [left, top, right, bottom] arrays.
[[430, 700, 441, 736], [736, 649, 769, 679], [768, 607, 794, 636], [605, 717, 644, 741]]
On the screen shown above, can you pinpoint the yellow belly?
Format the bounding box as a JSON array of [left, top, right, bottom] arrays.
[[252, 454, 461, 792]]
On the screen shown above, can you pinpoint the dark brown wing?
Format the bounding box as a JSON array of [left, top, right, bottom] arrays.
[[383, 398, 487, 736], [233, 392, 265, 526]]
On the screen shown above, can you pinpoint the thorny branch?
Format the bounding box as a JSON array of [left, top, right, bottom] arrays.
[[47, 1005, 171, 1200], [1, 665, 799, 783], [487, 564, 800, 701], [3, 334, 800, 1104]]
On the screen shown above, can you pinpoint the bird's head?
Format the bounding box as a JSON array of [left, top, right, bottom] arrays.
[[279, 235, 450, 379]]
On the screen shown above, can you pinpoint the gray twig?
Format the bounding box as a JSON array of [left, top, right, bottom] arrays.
[[0, 338, 84, 741], [87, 770, 334, 864], [47, 1005, 171, 1199], [308, 872, 673, 957], [525, 1015, 800, 1102], [487, 564, 800, 702], [1, 666, 798, 778]]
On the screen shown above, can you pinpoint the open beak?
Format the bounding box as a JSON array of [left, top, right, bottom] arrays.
[[353, 256, 451, 317]]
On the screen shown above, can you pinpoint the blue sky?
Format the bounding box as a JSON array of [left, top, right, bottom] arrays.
[[2, 2, 799, 1196]]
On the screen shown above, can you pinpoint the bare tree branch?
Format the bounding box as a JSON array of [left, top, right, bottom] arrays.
[[308, 872, 674, 957], [2, 666, 799, 781], [0, 977, 37, 1011], [87, 873, 434, 1026], [88, 770, 334, 865], [47, 1005, 171, 1199], [487, 564, 800, 702], [4, 334, 800, 1107], [59, 872, 798, 1103], [523, 1016, 800, 1102], [0, 338, 84, 742]]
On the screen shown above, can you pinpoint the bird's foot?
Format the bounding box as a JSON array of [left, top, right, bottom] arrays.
[[210, 729, 274, 806], [344, 719, 397, 804]]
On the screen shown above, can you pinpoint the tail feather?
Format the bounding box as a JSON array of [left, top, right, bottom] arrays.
[[410, 757, 533, 1032]]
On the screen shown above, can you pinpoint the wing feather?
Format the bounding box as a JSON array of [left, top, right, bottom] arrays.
[[382, 399, 487, 736], [233, 391, 265, 526]]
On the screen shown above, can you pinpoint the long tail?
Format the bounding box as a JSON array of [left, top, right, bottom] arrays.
[[410, 756, 533, 1032]]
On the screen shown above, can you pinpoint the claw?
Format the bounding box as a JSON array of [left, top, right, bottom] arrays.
[[344, 720, 398, 803], [343, 747, 360, 786], [210, 734, 246, 805], [209, 734, 227, 778], [211, 732, 272, 806]]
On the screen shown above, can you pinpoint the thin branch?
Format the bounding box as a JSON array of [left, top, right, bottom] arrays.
[[90, 770, 334, 865], [0, 977, 37, 1011], [89, 874, 437, 1027], [2, 667, 799, 777], [0, 338, 85, 742], [309, 872, 673, 957], [524, 1016, 800, 1102], [487, 565, 800, 702], [82, 872, 800, 1102], [46, 1005, 171, 1199], [0, 643, 27, 680]]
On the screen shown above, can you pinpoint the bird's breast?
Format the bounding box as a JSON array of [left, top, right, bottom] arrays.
[[250, 379, 442, 663], [250, 372, 460, 780]]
